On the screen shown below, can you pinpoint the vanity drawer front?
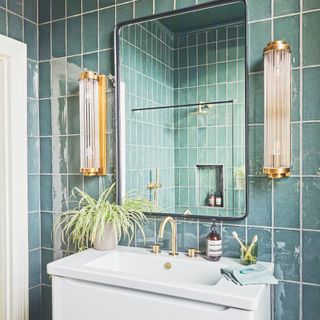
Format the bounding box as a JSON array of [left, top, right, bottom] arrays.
[[52, 276, 266, 320]]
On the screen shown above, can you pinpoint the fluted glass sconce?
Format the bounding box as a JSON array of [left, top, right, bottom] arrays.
[[79, 71, 107, 176], [263, 41, 291, 178]]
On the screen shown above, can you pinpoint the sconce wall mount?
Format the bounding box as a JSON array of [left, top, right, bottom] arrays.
[[79, 70, 107, 176], [263, 40, 291, 179]]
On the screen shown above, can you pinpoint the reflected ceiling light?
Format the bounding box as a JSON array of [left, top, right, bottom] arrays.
[[263, 40, 291, 179], [79, 70, 107, 176]]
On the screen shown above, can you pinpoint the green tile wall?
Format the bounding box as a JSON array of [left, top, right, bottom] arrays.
[[37, 1, 320, 320], [121, 20, 176, 212], [0, 1, 41, 319], [173, 23, 245, 216]]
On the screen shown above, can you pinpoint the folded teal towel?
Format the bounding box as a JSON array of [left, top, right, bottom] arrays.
[[221, 264, 278, 286]]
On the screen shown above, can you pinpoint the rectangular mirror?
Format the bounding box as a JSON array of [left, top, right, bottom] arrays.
[[115, 0, 247, 220]]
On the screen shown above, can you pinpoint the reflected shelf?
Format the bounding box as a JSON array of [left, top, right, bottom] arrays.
[[131, 99, 236, 112]]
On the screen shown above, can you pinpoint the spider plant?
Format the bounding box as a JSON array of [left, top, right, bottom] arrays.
[[53, 182, 154, 252]]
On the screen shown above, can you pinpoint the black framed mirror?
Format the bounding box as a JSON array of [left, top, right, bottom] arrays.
[[115, 0, 248, 221]]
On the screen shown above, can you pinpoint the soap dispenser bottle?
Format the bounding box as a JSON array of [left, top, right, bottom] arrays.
[[206, 223, 222, 261]]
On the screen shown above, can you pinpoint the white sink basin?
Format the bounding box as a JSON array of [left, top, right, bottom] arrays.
[[48, 246, 274, 312], [86, 249, 222, 285]]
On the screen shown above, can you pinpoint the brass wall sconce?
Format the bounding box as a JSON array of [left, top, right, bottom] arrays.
[[79, 70, 107, 176], [263, 41, 291, 178]]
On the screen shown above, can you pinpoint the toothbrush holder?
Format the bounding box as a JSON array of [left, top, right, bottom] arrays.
[[240, 242, 258, 265]]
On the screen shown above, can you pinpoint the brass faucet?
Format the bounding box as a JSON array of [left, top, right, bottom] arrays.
[[158, 216, 178, 256]]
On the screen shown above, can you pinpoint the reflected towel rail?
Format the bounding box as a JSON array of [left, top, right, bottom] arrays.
[[131, 99, 235, 112]]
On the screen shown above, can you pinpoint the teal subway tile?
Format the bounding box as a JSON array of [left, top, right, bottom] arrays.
[[274, 229, 300, 281], [99, 0, 115, 8], [52, 0, 66, 20], [291, 70, 300, 121], [83, 52, 98, 71], [41, 249, 53, 284], [303, 285, 320, 320], [136, 219, 156, 248], [68, 175, 83, 198], [217, 41, 226, 62], [99, 7, 115, 50], [302, 123, 320, 175], [27, 99, 39, 137], [52, 20, 66, 58], [303, 11, 320, 66], [303, 0, 320, 10], [67, 0, 81, 16], [41, 285, 52, 320], [29, 249, 41, 287], [52, 136, 68, 173], [28, 137, 40, 174], [40, 137, 52, 173], [303, 231, 320, 284], [248, 227, 272, 262], [0, 0, 5, 7], [222, 225, 245, 258], [135, 0, 153, 18], [248, 177, 272, 226], [303, 67, 320, 121], [29, 286, 41, 320], [248, 73, 263, 124], [291, 123, 300, 175], [274, 282, 299, 320], [67, 96, 80, 134], [39, 0, 51, 23], [176, 0, 196, 9], [40, 175, 52, 211], [68, 135, 80, 174], [28, 60, 38, 99], [84, 176, 100, 199], [8, 13, 22, 42], [28, 212, 40, 250], [177, 221, 197, 251], [217, 28, 226, 41], [274, 15, 300, 67], [248, 0, 271, 21], [116, 2, 133, 24], [67, 16, 82, 55], [0, 8, 5, 36], [248, 125, 263, 175], [83, 11, 98, 52], [8, 0, 22, 15], [39, 99, 52, 136], [155, 0, 174, 14], [52, 175, 68, 212], [83, 0, 97, 12], [39, 24, 51, 61], [303, 177, 320, 230], [99, 50, 114, 77], [51, 58, 67, 97], [274, 178, 300, 228], [28, 175, 40, 212], [40, 213, 53, 251], [274, 0, 300, 16], [24, 20, 37, 61], [67, 55, 81, 95], [249, 21, 271, 72]]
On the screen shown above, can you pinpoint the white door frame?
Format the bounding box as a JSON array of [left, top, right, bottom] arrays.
[[0, 34, 29, 320]]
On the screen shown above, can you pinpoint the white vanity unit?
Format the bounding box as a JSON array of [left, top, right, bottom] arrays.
[[48, 247, 273, 320]]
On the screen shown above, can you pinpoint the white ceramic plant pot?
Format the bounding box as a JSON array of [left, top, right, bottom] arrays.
[[93, 222, 117, 251]]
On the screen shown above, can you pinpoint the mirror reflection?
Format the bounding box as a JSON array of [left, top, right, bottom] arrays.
[[117, 1, 247, 218]]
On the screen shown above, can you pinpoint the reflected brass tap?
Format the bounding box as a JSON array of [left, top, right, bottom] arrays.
[[158, 216, 178, 256]]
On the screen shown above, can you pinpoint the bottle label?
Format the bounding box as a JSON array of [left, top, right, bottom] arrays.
[[208, 196, 215, 206], [216, 197, 222, 206], [206, 239, 222, 258]]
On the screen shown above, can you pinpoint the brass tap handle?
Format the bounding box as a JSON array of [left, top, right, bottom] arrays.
[[187, 248, 201, 258], [151, 244, 161, 254]]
